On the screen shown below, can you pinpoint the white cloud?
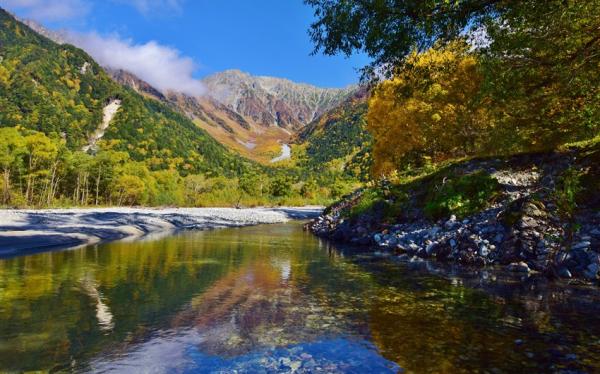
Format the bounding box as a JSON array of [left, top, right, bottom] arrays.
[[0, 0, 90, 21], [114, 0, 184, 15], [66, 31, 205, 96]]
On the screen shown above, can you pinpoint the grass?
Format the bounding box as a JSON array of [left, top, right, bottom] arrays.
[[423, 171, 503, 220], [341, 159, 503, 223]]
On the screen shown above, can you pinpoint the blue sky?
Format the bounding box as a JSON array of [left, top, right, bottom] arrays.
[[2, 0, 369, 88]]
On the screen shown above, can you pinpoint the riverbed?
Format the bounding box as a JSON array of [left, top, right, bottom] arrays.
[[1, 222, 599, 373]]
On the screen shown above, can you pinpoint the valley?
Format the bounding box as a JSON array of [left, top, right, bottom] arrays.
[[111, 68, 358, 164]]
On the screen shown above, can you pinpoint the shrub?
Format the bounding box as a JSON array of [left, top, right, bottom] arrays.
[[423, 171, 502, 220]]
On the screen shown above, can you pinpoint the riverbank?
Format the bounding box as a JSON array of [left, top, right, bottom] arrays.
[[0, 206, 323, 257], [307, 142, 600, 284]]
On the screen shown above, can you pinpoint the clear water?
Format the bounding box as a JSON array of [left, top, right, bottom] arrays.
[[1, 222, 599, 373]]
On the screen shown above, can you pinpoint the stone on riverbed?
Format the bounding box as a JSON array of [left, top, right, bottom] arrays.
[[507, 262, 530, 273]]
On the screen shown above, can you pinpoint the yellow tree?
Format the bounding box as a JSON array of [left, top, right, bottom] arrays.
[[367, 41, 491, 176]]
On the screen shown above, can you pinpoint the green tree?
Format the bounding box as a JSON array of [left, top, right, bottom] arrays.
[[113, 175, 146, 206], [22, 132, 58, 205], [305, 0, 504, 79], [239, 172, 265, 197], [151, 169, 183, 206], [269, 175, 294, 198], [0, 127, 25, 204]]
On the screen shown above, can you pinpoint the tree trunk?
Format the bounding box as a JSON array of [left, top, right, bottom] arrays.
[[47, 162, 57, 206], [2, 168, 10, 205], [95, 165, 102, 206]]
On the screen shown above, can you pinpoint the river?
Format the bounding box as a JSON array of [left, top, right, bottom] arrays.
[[271, 144, 291, 163], [1, 222, 599, 373]]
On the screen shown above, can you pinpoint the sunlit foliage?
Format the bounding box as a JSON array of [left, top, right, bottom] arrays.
[[367, 42, 491, 175]]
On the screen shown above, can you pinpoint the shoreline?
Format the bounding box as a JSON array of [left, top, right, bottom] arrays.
[[0, 206, 323, 257], [307, 149, 600, 285]]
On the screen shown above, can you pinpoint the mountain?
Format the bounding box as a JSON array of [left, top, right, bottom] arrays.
[[202, 69, 356, 130], [108, 68, 359, 164], [106, 68, 288, 163], [0, 8, 253, 176], [14, 14, 361, 165]]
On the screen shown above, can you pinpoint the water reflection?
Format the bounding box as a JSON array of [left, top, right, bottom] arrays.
[[0, 223, 599, 373]]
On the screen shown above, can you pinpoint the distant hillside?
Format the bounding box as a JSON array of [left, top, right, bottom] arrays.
[[0, 8, 252, 176], [296, 87, 372, 180]]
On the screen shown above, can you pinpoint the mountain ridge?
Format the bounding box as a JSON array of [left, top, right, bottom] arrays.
[[202, 69, 356, 130]]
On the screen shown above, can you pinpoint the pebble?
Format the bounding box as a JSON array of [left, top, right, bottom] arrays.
[[494, 233, 504, 244], [572, 241, 591, 250], [289, 361, 302, 371], [479, 245, 489, 257], [558, 267, 572, 279], [507, 262, 530, 273], [429, 226, 441, 236]]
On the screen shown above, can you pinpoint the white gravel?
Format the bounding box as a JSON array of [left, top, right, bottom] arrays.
[[0, 207, 323, 256]]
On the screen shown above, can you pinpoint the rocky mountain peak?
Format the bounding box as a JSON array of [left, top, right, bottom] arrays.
[[202, 70, 356, 129]]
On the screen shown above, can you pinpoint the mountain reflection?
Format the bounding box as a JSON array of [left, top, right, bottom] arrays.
[[0, 223, 599, 373]]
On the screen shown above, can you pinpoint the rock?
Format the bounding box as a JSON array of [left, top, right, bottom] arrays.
[[494, 233, 504, 244], [429, 226, 441, 236], [519, 216, 539, 229], [479, 245, 489, 257], [584, 270, 598, 280], [584, 263, 599, 280], [445, 215, 458, 229], [279, 357, 292, 368], [558, 267, 572, 279], [524, 202, 546, 218], [289, 361, 302, 372], [426, 242, 436, 255], [556, 251, 568, 264], [572, 241, 591, 250], [450, 239, 457, 248], [507, 262, 530, 273]]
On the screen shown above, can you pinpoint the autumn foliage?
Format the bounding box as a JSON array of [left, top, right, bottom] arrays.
[[367, 42, 491, 176]]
